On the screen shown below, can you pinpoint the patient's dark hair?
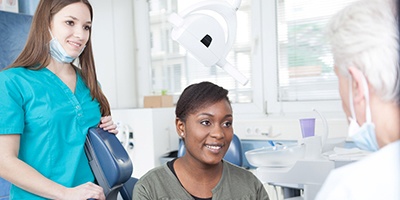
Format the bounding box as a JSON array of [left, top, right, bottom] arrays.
[[175, 81, 230, 122]]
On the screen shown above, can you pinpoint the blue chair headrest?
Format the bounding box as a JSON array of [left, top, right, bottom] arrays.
[[223, 134, 243, 166], [85, 128, 133, 190]]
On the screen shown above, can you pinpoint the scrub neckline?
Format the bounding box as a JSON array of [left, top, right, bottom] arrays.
[[42, 67, 80, 94]]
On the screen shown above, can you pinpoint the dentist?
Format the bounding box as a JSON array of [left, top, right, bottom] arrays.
[[0, 0, 117, 199], [316, 0, 400, 199]]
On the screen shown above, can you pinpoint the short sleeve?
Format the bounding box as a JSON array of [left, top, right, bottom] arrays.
[[0, 72, 24, 134]]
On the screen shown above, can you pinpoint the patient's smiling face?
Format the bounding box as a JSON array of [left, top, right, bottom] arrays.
[[179, 99, 233, 166]]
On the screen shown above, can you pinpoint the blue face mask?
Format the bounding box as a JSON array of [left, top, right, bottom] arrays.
[[49, 30, 85, 63], [349, 122, 378, 151], [347, 75, 379, 152]]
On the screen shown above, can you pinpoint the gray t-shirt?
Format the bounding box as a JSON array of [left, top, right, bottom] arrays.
[[132, 160, 270, 200]]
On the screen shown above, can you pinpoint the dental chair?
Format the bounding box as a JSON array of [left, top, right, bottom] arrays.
[[85, 127, 138, 200], [177, 134, 243, 167]]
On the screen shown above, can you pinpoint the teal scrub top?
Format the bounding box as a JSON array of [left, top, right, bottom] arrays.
[[0, 67, 101, 200]]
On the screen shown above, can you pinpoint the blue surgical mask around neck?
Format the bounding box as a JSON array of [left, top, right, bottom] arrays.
[[48, 30, 85, 63], [347, 75, 379, 152]]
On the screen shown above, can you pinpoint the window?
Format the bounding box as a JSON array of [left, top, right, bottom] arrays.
[[263, 0, 358, 114], [144, 0, 357, 115], [276, 0, 357, 102]]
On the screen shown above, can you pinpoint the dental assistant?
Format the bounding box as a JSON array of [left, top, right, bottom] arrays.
[[0, 0, 117, 199], [315, 0, 400, 199]]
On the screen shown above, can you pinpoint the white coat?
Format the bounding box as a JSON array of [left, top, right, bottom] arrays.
[[315, 140, 400, 200]]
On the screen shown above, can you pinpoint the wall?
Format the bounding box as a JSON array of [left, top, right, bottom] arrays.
[[90, 0, 139, 108]]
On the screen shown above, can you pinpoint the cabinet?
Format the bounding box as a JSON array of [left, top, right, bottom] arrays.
[[111, 108, 179, 178]]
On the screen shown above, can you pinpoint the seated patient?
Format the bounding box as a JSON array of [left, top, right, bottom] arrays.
[[132, 81, 269, 200]]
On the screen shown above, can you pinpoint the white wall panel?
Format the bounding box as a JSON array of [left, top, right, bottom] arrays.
[[91, 0, 138, 108]]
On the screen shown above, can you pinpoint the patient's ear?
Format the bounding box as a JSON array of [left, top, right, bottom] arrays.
[[175, 118, 185, 138]]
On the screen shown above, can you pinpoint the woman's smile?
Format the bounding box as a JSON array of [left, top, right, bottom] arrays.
[[205, 144, 224, 153]]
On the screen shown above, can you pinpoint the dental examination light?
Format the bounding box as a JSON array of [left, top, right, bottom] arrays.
[[168, 0, 249, 85]]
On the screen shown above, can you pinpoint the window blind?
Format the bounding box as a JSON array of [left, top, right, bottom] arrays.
[[276, 0, 358, 102]]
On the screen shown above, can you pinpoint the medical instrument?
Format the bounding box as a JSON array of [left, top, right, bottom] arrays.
[[168, 0, 249, 85]]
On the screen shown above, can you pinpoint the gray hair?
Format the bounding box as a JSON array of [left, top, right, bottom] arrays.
[[326, 0, 399, 102]]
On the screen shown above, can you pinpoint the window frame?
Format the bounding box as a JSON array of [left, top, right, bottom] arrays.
[[261, 0, 343, 115]]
